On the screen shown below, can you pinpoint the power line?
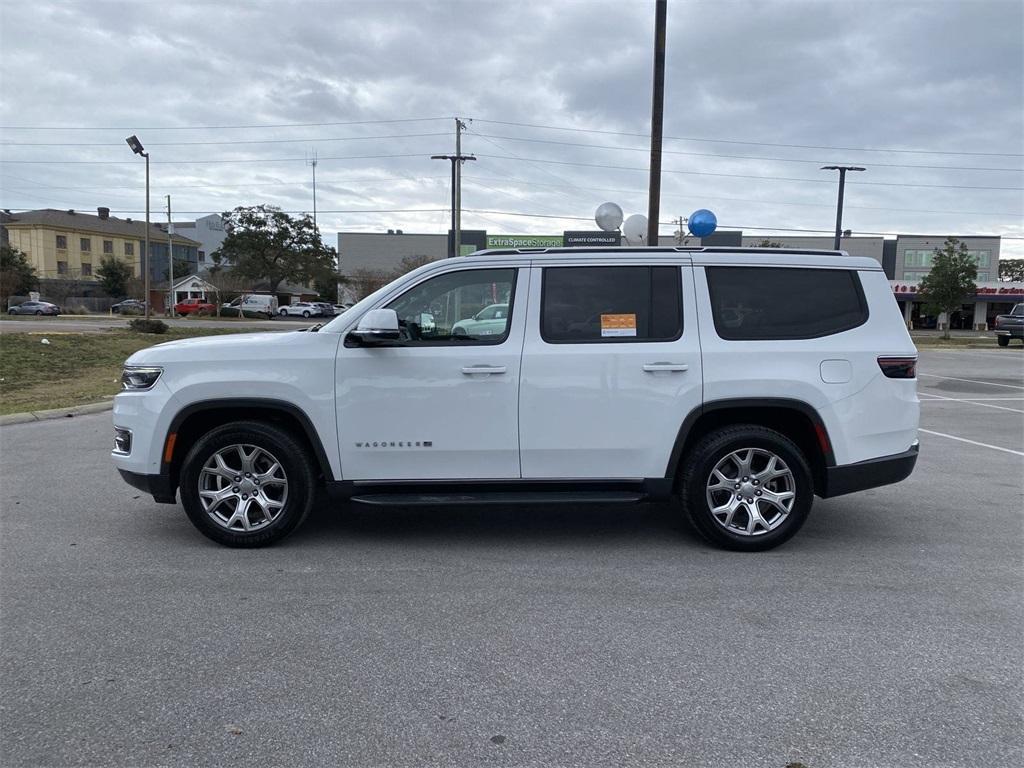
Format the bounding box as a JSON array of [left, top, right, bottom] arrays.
[[470, 118, 1024, 158], [470, 154, 1024, 191], [0, 153, 434, 166], [470, 133, 1023, 173], [461, 174, 1023, 217], [0, 117, 454, 131], [0, 132, 451, 148]]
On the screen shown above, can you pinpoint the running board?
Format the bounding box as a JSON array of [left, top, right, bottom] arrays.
[[348, 490, 647, 507]]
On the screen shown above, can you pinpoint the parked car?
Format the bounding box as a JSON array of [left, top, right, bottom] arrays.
[[278, 302, 323, 318], [333, 303, 354, 314], [993, 303, 1024, 347], [113, 246, 919, 551], [222, 294, 278, 319], [452, 303, 510, 337], [7, 300, 60, 316], [311, 302, 336, 317], [174, 298, 217, 316], [110, 299, 147, 314]]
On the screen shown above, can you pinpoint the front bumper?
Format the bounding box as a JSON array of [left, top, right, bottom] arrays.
[[117, 469, 178, 504], [995, 328, 1024, 339], [821, 443, 919, 498]]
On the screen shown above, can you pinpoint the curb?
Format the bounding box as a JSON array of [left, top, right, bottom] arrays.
[[0, 401, 112, 426]]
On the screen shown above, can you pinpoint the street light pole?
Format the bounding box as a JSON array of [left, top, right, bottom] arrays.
[[646, 0, 668, 247], [166, 195, 174, 314], [125, 136, 151, 319], [821, 165, 865, 250]]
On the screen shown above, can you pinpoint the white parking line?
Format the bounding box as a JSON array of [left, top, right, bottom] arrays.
[[918, 392, 1024, 413], [918, 373, 1024, 390], [919, 429, 1024, 457], [920, 396, 1024, 401]]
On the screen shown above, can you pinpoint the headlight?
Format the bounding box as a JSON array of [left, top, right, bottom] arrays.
[[121, 366, 163, 390]]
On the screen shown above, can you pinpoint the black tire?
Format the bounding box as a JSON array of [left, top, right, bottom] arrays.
[[302, 310, 310, 318], [678, 424, 814, 552], [34, 310, 43, 315], [7, 309, 15, 315], [178, 421, 317, 547], [279, 308, 288, 316], [997, 335, 1009, 347]]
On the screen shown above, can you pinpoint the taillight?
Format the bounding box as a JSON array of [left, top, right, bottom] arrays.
[[878, 357, 917, 379]]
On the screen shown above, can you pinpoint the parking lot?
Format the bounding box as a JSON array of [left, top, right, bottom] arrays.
[[1, 348, 1021, 767]]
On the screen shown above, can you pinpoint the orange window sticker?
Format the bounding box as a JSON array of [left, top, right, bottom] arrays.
[[600, 313, 637, 337]]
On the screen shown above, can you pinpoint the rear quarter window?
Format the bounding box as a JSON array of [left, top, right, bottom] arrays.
[[705, 266, 868, 340]]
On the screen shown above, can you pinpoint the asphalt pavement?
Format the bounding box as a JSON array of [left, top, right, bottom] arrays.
[[1, 349, 1021, 767]]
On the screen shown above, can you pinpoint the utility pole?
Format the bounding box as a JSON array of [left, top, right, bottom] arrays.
[[166, 195, 174, 314], [432, 119, 475, 258], [821, 165, 865, 249], [646, 0, 668, 247], [307, 151, 318, 231], [675, 215, 685, 245]]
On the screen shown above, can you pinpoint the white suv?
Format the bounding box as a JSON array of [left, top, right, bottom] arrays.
[[112, 247, 919, 551]]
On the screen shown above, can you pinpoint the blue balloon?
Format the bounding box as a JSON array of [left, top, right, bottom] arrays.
[[688, 209, 717, 237]]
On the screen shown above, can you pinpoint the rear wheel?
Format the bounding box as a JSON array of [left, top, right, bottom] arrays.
[[997, 335, 1009, 347], [179, 421, 316, 547], [679, 425, 813, 551], [34, 310, 43, 315]]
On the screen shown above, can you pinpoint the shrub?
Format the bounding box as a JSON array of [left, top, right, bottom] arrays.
[[128, 318, 168, 334], [68, 305, 91, 315], [119, 305, 143, 316], [219, 307, 268, 319]]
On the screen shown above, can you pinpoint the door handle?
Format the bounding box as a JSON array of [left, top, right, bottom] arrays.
[[642, 362, 689, 372], [461, 365, 507, 375]]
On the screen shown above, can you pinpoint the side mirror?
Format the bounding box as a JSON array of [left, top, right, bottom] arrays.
[[350, 308, 400, 345]]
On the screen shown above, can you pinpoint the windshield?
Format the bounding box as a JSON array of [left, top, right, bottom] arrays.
[[1012, 304, 1024, 316]]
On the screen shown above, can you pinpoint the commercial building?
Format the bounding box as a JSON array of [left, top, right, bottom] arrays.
[[169, 213, 228, 269], [1, 207, 200, 287], [337, 228, 1014, 329]]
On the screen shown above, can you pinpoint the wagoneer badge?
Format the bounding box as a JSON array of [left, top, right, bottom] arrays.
[[355, 441, 433, 448]]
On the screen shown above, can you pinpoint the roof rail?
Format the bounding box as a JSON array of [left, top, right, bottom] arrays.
[[467, 245, 846, 257]]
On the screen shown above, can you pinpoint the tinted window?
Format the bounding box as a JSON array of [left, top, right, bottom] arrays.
[[705, 267, 868, 340], [386, 268, 516, 344], [541, 266, 682, 343]]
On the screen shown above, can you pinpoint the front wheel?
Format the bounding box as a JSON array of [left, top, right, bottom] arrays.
[[997, 335, 1010, 347], [678, 425, 813, 551], [178, 421, 316, 547], [7, 309, 15, 315], [34, 310, 43, 316], [302, 310, 311, 318], [279, 308, 288, 316]]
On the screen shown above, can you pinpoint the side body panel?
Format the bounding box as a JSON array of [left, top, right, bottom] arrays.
[[694, 261, 918, 465], [518, 257, 703, 478]]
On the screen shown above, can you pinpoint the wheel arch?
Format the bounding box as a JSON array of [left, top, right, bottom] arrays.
[[666, 398, 834, 495], [162, 398, 334, 495]]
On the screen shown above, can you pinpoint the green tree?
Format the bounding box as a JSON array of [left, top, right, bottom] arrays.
[[755, 239, 785, 248], [96, 254, 134, 297], [0, 245, 38, 298], [998, 258, 1024, 282], [216, 205, 338, 294], [917, 237, 978, 339]]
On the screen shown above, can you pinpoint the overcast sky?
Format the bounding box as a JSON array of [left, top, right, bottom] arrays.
[[1, 0, 1021, 259]]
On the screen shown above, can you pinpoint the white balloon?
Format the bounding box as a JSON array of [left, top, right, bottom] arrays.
[[622, 214, 648, 245], [595, 202, 624, 232]]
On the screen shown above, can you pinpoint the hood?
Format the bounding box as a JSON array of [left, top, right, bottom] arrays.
[[125, 330, 338, 366]]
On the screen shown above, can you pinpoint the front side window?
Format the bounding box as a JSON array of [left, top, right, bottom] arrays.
[[541, 266, 682, 343], [706, 266, 868, 340], [385, 268, 516, 344]]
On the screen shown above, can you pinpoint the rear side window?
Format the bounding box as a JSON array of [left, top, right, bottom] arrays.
[[542, 266, 682, 343], [705, 266, 868, 340]]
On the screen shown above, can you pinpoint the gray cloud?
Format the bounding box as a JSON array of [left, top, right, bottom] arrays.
[[1, 0, 1021, 257]]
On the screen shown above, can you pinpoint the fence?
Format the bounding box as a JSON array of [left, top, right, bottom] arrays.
[[5, 295, 116, 313]]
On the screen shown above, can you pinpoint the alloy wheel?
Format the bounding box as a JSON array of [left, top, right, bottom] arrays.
[[705, 448, 796, 536], [198, 444, 289, 532]]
